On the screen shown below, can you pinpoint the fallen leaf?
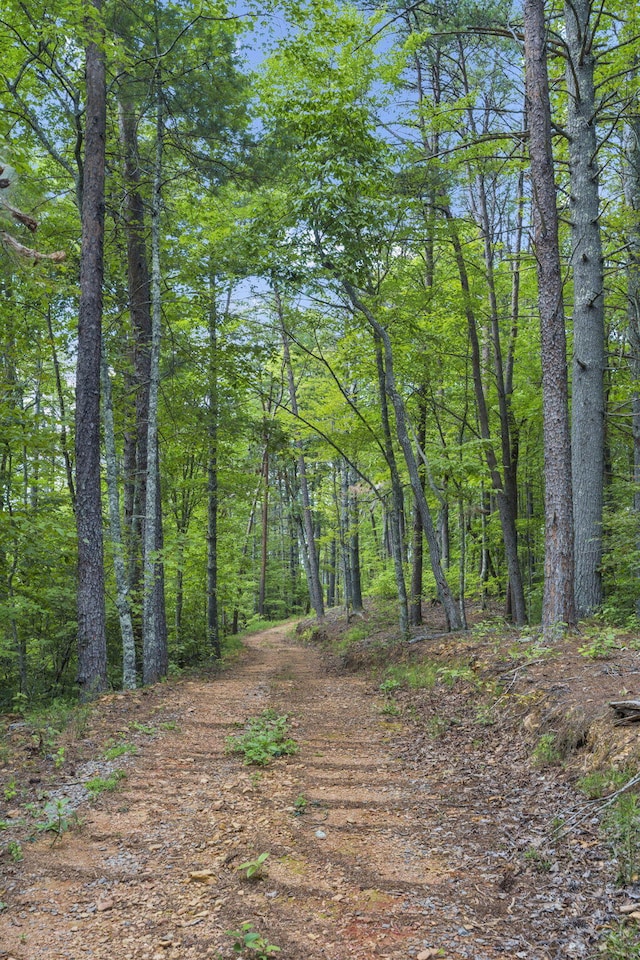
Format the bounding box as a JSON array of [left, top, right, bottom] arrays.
[[188, 870, 216, 883]]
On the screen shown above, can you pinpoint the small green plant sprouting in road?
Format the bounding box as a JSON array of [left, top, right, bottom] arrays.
[[129, 721, 157, 736], [102, 740, 137, 761], [226, 711, 298, 766], [35, 798, 78, 841], [227, 921, 280, 958], [293, 795, 307, 815], [86, 770, 127, 800], [524, 846, 552, 872], [7, 840, 23, 862], [381, 699, 401, 717], [238, 852, 270, 880], [4, 778, 17, 801], [578, 768, 631, 800]]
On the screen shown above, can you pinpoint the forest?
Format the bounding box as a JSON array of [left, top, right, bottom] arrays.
[[1, 0, 639, 707]]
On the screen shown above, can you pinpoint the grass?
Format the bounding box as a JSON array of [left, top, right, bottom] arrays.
[[86, 770, 127, 800]]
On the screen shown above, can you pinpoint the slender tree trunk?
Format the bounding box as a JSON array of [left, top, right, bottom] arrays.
[[445, 211, 527, 625], [276, 288, 324, 617], [349, 467, 363, 612], [206, 274, 220, 658], [373, 334, 409, 636], [46, 308, 75, 509], [101, 346, 136, 688], [76, 2, 108, 698], [565, 0, 605, 617], [142, 88, 167, 684], [524, 0, 576, 631], [343, 282, 462, 631], [258, 441, 269, 617], [624, 109, 640, 616], [410, 392, 428, 626]]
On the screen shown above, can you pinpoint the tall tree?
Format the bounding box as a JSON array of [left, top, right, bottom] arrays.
[[75, 0, 108, 696], [524, 0, 576, 630], [565, 0, 605, 617]]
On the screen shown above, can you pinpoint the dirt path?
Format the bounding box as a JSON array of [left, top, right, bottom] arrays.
[[0, 625, 617, 959]]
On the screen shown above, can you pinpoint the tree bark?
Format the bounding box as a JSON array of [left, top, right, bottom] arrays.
[[142, 90, 168, 684], [565, 0, 605, 617], [524, 0, 576, 631], [101, 345, 136, 689], [75, 2, 108, 698], [207, 274, 220, 658], [624, 109, 640, 616]]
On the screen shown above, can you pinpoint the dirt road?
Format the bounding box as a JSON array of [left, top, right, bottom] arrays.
[[0, 624, 616, 959]]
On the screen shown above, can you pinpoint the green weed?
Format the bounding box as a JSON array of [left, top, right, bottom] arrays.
[[227, 921, 280, 958], [7, 840, 23, 862], [598, 921, 640, 959], [86, 770, 127, 800], [532, 733, 560, 766], [293, 795, 307, 815], [578, 627, 620, 660], [35, 798, 77, 840], [129, 722, 156, 736], [238, 851, 269, 880], [4, 778, 17, 801], [578, 768, 632, 800], [381, 699, 401, 716], [102, 740, 137, 761], [225, 711, 298, 766], [604, 794, 640, 885], [524, 846, 552, 872]]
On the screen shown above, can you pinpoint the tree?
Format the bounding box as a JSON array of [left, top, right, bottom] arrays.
[[524, 0, 576, 631], [75, 0, 108, 696]]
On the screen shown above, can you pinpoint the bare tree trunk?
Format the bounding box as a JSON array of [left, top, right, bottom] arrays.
[[565, 0, 605, 617], [258, 441, 269, 617], [410, 394, 427, 627], [142, 88, 167, 684], [101, 346, 136, 688], [624, 109, 640, 616], [75, 2, 108, 698], [373, 334, 409, 636], [349, 466, 363, 613], [524, 0, 576, 631], [206, 273, 220, 658]]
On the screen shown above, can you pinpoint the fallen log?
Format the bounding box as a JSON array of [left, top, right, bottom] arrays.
[[609, 699, 640, 725]]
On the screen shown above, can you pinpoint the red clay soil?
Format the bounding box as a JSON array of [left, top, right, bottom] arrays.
[[0, 621, 637, 960]]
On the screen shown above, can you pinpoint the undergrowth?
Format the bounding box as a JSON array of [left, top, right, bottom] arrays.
[[225, 711, 298, 766]]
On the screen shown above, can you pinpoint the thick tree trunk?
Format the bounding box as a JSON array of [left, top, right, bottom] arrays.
[[565, 0, 605, 617], [524, 0, 576, 631], [75, 6, 108, 698]]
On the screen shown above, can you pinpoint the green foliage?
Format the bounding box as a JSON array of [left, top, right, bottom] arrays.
[[604, 795, 640, 885], [85, 770, 127, 800], [129, 722, 156, 736], [578, 768, 632, 800], [523, 846, 552, 872], [380, 698, 401, 716], [599, 922, 640, 959], [227, 921, 280, 958], [7, 840, 23, 862], [531, 733, 560, 766], [35, 798, 77, 840], [225, 711, 298, 766], [237, 851, 270, 880], [102, 740, 137, 761], [578, 627, 621, 660], [293, 795, 307, 815], [4, 778, 17, 801]]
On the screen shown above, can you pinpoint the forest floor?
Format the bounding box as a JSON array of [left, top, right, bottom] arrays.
[[2, 606, 640, 959]]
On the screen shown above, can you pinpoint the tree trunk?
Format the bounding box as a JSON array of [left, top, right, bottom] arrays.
[[343, 282, 462, 631], [410, 393, 427, 627], [142, 89, 168, 684], [624, 109, 640, 616], [276, 288, 324, 617], [349, 467, 363, 613], [258, 441, 269, 617], [75, 3, 108, 698], [524, 0, 576, 631], [206, 274, 220, 658], [101, 345, 136, 689], [373, 333, 409, 636], [565, 0, 605, 617]]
